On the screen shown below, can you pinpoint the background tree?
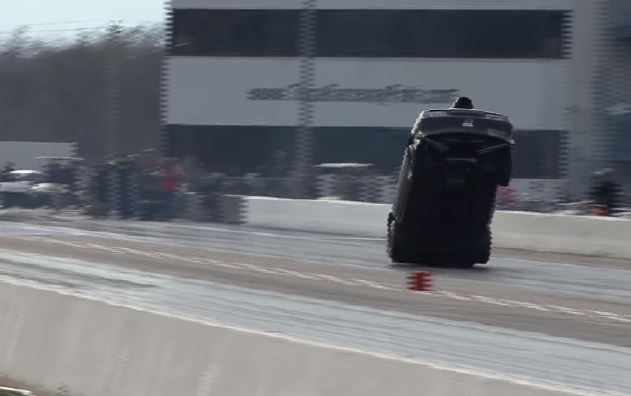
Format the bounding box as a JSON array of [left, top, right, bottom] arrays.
[[0, 23, 164, 164]]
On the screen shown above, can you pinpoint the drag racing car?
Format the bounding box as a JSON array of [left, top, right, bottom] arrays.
[[387, 99, 514, 267]]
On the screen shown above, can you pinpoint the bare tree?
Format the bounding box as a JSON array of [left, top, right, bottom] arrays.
[[0, 24, 164, 164]]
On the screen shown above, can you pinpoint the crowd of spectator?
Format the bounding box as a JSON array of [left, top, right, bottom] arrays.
[[0, 154, 628, 221]]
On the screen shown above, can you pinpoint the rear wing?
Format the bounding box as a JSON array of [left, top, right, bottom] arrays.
[[411, 108, 514, 143]]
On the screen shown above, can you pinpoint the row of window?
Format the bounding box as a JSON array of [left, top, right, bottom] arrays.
[[170, 9, 570, 59], [169, 9, 570, 59], [165, 125, 566, 179]]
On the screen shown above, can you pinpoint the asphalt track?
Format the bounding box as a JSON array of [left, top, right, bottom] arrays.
[[0, 212, 630, 395]]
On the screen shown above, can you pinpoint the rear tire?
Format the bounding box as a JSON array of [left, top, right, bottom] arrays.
[[470, 225, 491, 264], [387, 212, 415, 263], [442, 226, 490, 268]]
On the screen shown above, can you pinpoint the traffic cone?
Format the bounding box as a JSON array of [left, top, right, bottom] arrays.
[[408, 271, 432, 291]]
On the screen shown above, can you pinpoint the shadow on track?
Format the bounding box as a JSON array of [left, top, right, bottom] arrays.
[[388, 261, 493, 274]]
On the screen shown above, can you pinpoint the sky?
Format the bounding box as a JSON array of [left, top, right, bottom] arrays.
[[0, 0, 166, 41]]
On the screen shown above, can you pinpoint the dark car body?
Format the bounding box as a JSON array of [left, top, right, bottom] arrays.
[[387, 108, 514, 266]]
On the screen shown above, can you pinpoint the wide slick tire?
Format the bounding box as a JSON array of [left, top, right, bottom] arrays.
[[453, 226, 491, 267], [386, 212, 416, 263], [471, 226, 492, 264]]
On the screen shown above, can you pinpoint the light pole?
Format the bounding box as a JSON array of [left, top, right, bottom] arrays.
[[104, 20, 122, 162], [288, 0, 317, 198], [104, 21, 123, 217]]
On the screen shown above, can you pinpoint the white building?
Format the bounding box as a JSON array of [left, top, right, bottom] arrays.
[[164, 0, 629, 200]]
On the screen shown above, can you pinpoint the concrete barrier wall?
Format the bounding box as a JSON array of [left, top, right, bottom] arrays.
[[241, 196, 631, 260], [492, 211, 631, 259], [0, 281, 576, 396], [245, 196, 388, 237]]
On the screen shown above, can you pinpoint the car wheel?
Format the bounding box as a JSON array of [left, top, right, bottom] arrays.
[[470, 225, 491, 264], [387, 212, 415, 263]]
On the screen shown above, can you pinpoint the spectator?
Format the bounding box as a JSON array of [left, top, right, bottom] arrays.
[[160, 160, 182, 219], [497, 185, 518, 209], [588, 168, 623, 216]]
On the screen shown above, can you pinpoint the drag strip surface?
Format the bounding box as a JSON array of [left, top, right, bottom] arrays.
[[0, 217, 630, 394]]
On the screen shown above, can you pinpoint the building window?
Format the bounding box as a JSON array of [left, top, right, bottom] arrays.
[[171, 9, 301, 57], [317, 10, 567, 58], [512, 130, 567, 179], [170, 9, 569, 59]]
